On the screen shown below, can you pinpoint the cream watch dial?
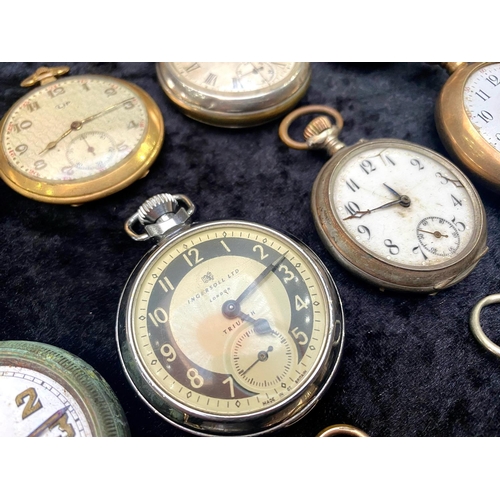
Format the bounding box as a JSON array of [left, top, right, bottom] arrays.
[[331, 144, 475, 267], [0, 366, 92, 437], [172, 62, 294, 92], [2, 75, 148, 181], [463, 63, 500, 152], [129, 221, 331, 418]]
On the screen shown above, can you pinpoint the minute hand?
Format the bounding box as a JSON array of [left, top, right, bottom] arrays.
[[343, 195, 411, 220], [236, 254, 286, 304]]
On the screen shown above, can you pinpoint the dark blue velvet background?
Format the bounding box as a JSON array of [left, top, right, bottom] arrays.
[[1, 62, 499, 437]]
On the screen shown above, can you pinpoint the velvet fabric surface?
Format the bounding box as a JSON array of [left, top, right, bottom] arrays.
[[1, 62, 499, 437]]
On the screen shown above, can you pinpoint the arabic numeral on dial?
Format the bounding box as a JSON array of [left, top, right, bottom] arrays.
[[295, 295, 309, 311], [160, 344, 177, 362], [346, 178, 360, 192], [451, 216, 466, 232], [486, 75, 500, 87], [34, 160, 47, 170], [478, 110, 493, 123], [124, 100, 135, 110], [222, 376, 235, 398], [360, 159, 375, 174], [278, 264, 295, 283], [476, 89, 491, 101], [183, 248, 204, 267], [47, 87, 65, 98], [253, 245, 269, 260], [105, 87, 117, 96], [384, 239, 400, 255], [410, 158, 424, 170], [451, 194, 463, 207], [15, 144, 28, 155], [158, 276, 175, 293], [149, 307, 168, 327], [15, 388, 42, 420], [412, 246, 428, 260], [345, 201, 360, 216], [187, 368, 204, 389], [357, 225, 371, 240], [290, 327, 308, 346]]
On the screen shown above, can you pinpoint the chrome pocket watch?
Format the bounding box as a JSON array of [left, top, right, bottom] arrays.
[[116, 193, 344, 436], [435, 62, 500, 192], [156, 62, 311, 127], [0, 66, 164, 204], [0, 340, 129, 437], [279, 105, 488, 293]]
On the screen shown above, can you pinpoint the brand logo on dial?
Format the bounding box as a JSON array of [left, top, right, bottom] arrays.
[[201, 272, 214, 283], [187, 268, 240, 305]]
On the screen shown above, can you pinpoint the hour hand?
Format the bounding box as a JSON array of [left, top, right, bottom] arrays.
[[221, 299, 273, 334]]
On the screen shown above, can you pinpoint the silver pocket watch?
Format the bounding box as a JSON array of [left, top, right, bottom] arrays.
[[116, 193, 344, 436]]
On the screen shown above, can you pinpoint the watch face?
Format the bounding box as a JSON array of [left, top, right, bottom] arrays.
[[0, 365, 93, 437], [463, 63, 500, 152], [171, 62, 295, 93], [330, 142, 476, 268], [124, 220, 339, 430], [1, 75, 148, 182]]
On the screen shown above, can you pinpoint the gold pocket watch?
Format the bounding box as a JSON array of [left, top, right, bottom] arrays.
[[156, 62, 311, 127], [116, 193, 344, 436], [435, 62, 500, 192], [279, 105, 488, 293], [0, 340, 129, 437], [0, 66, 164, 204]]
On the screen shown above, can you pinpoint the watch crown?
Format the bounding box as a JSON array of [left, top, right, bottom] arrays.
[[138, 193, 178, 224], [303, 116, 333, 140]]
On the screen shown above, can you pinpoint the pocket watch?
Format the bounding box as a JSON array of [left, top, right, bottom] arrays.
[[0, 340, 129, 437], [434, 62, 500, 192], [156, 62, 311, 127], [279, 105, 488, 293], [0, 65, 164, 204], [116, 192, 344, 436]]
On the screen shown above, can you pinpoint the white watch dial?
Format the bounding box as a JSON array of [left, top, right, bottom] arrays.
[[172, 62, 295, 92], [330, 144, 475, 267], [463, 63, 500, 152], [0, 366, 92, 437]]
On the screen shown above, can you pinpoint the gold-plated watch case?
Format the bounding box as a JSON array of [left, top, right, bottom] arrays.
[[156, 62, 311, 127], [435, 62, 500, 192], [0, 66, 164, 204], [280, 105, 489, 293]]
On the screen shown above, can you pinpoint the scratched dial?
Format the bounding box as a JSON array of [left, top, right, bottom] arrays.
[[0, 365, 92, 437], [331, 142, 476, 267], [0, 341, 129, 437], [171, 62, 294, 92], [123, 220, 341, 427], [463, 63, 500, 152], [1, 75, 148, 181]]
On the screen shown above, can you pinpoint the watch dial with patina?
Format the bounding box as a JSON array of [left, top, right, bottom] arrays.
[[330, 142, 476, 267], [1, 75, 148, 182], [126, 221, 337, 421]]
